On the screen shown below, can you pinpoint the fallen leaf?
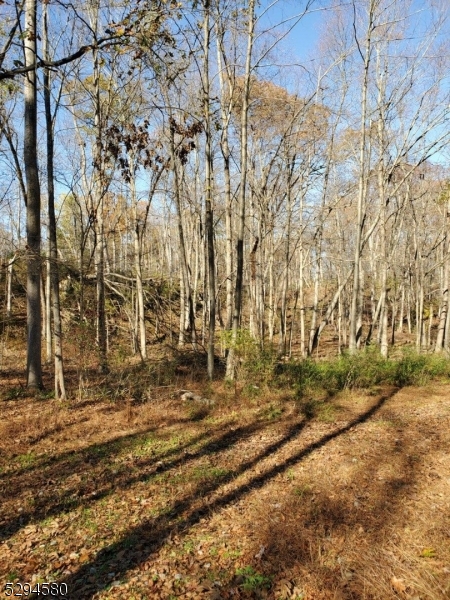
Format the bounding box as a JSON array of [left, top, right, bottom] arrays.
[[391, 576, 406, 594]]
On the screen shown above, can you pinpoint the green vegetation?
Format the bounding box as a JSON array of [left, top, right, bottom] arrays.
[[276, 347, 450, 397], [16, 452, 36, 469], [221, 329, 277, 385], [235, 566, 272, 592]]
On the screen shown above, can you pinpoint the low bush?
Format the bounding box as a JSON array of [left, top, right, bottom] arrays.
[[221, 329, 277, 385], [276, 347, 450, 397], [393, 349, 450, 386]]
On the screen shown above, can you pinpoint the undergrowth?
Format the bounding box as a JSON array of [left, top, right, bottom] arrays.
[[274, 347, 450, 397]]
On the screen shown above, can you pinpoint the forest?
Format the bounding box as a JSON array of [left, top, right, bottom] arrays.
[[1, 1, 450, 599]]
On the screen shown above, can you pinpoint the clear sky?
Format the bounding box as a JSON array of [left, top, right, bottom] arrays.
[[257, 0, 325, 61]]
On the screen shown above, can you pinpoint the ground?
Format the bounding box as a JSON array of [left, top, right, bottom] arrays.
[[0, 371, 449, 600]]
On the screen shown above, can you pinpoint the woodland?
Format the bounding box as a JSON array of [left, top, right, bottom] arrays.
[[1, 1, 450, 599]]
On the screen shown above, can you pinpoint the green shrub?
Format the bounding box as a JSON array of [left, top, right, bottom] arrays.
[[221, 329, 277, 384], [393, 349, 450, 386], [276, 347, 450, 396]]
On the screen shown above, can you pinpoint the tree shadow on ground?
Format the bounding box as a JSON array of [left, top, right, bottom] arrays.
[[218, 401, 448, 599], [48, 390, 397, 599], [0, 413, 281, 541]]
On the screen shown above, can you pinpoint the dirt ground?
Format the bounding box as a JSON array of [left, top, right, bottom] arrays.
[[0, 374, 449, 600]]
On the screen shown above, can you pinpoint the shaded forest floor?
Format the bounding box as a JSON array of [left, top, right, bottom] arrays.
[[0, 363, 450, 599]]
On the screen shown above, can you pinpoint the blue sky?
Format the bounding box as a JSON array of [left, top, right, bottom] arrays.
[[257, 0, 325, 60]]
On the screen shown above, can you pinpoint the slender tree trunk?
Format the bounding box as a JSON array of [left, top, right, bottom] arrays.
[[397, 281, 405, 333], [391, 297, 396, 346], [249, 235, 259, 340], [45, 258, 51, 362], [226, 0, 256, 379], [169, 123, 196, 349], [89, 3, 108, 374], [24, 0, 43, 389], [216, 23, 233, 331], [134, 221, 147, 360], [93, 70, 107, 373], [280, 180, 293, 357], [203, 0, 216, 379], [299, 195, 306, 357], [6, 254, 16, 318], [435, 201, 450, 351], [349, 2, 374, 354], [376, 51, 389, 358], [267, 233, 275, 344], [43, 1, 66, 398], [428, 302, 433, 349], [178, 267, 185, 346], [308, 244, 321, 356]]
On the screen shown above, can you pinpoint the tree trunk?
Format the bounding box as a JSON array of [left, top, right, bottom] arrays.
[[169, 124, 196, 349], [226, 0, 256, 379], [203, 0, 216, 379], [435, 200, 450, 351], [6, 254, 16, 318], [45, 258, 52, 362], [216, 21, 233, 332], [43, 0, 66, 398], [349, 2, 374, 354], [134, 221, 147, 360], [24, 0, 43, 389]]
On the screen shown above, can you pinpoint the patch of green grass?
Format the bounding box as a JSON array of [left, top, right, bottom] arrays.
[[316, 402, 338, 423], [16, 451, 36, 468], [4, 387, 25, 401], [224, 548, 242, 560], [286, 469, 295, 482], [242, 383, 262, 399], [182, 540, 195, 554], [79, 507, 98, 532], [394, 350, 450, 386], [131, 432, 189, 458], [192, 465, 229, 481], [36, 389, 55, 401], [293, 484, 313, 498], [236, 566, 272, 592], [260, 403, 283, 420], [5, 571, 19, 582]]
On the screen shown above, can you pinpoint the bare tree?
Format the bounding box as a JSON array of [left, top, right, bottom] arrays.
[[24, 0, 43, 389]]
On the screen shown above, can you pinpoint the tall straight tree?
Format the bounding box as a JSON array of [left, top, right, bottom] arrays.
[[24, 0, 43, 389], [226, 0, 256, 379], [348, 0, 375, 354], [43, 0, 66, 399], [202, 0, 216, 379]]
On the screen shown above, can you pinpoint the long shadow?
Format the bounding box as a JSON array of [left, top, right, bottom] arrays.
[[0, 417, 273, 541], [1, 422, 208, 483], [222, 423, 431, 598], [241, 409, 447, 599], [54, 390, 395, 599]]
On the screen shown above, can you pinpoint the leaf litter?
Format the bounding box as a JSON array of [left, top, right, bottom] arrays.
[[0, 381, 449, 599]]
